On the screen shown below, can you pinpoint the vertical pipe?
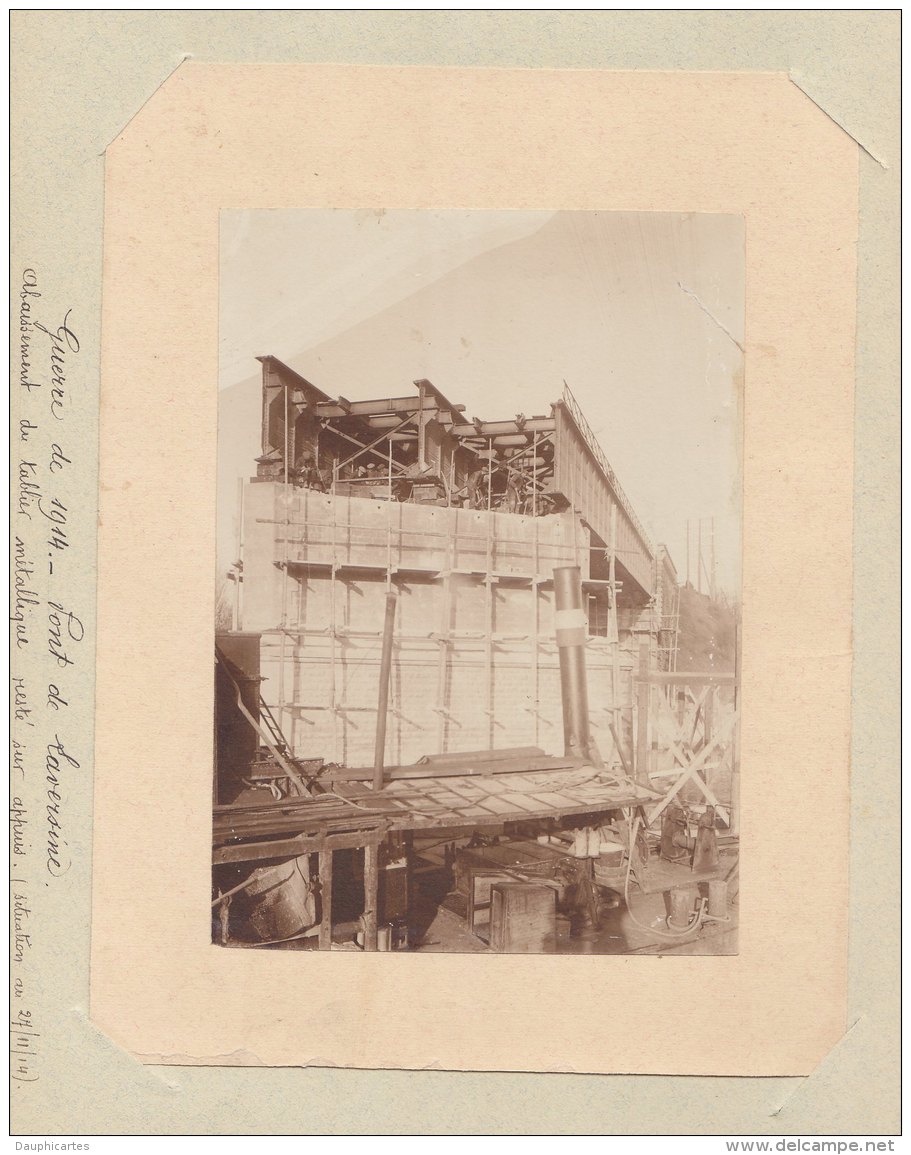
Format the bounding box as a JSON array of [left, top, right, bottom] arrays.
[[668, 885, 699, 930], [363, 842, 380, 951], [553, 565, 593, 762], [373, 590, 398, 791]]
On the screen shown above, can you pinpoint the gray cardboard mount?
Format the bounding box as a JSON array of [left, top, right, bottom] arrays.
[[10, 11, 899, 1136]]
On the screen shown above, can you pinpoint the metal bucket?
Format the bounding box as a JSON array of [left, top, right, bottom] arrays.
[[243, 856, 316, 942]]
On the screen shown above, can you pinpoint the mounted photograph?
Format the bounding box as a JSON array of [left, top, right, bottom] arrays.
[[212, 209, 743, 956]]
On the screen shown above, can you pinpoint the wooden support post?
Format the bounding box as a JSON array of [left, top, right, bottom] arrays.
[[435, 557, 452, 754], [283, 379, 290, 486], [532, 431, 538, 516], [531, 520, 540, 747], [329, 500, 339, 762], [704, 685, 715, 747], [373, 591, 398, 791], [609, 722, 634, 781], [363, 842, 380, 951], [275, 381, 292, 737], [484, 482, 494, 746], [234, 477, 245, 631], [318, 849, 333, 950], [609, 503, 621, 744], [635, 641, 650, 786], [417, 380, 427, 469], [730, 709, 741, 837], [484, 575, 494, 748], [385, 477, 393, 586]]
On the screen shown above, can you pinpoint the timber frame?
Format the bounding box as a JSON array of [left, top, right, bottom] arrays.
[[256, 354, 655, 600]]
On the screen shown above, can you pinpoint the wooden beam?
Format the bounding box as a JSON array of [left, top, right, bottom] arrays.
[[318, 849, 333, 950], [490, 434, 530, 448], [637, 672, 736, 686], [635, 641, 651, 787], [257, 355, 333, 403], [451, 417, 555, 437], [328, 753, 582, 782], [361, 414, 418, 429], [413, 377, 464, 423], [321, 420, 408, 471], [316, 396, 466, 419], [363, 842, 380, 951], [337, 412, 416, 471], [213, 827, 387, 865]]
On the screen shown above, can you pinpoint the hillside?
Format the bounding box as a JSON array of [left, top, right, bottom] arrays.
[[674, 584, 738, 673]]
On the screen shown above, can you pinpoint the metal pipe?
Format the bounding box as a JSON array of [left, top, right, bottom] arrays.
[[372, 590, 398, 791], [553, 565, 596, 763]]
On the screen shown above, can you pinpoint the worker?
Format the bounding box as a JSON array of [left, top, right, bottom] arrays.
[[466, 467, 487, 509], [292, 446, 323, 490], [504, 471, 525, 514]]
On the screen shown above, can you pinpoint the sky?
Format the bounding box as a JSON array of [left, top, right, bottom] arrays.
[[219, 209, 743, 594]]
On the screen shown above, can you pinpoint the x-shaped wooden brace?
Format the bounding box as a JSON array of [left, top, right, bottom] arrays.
[[651, 686, 709, 768], [647, 708, 737, 827]]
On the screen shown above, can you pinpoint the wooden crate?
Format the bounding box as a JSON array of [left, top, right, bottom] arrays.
[[454, 840, 561, 896], [489, 882, 556, 954], [466, 869, 521, 941]]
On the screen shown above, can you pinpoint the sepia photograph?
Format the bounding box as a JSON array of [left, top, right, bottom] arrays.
[[12, 10, 897, 1133], [211, 209, 743, 956]]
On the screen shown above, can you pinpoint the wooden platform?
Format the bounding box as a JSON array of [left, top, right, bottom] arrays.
[[212, 794, 391, 865], [334, 764, 657, 829], [633, 852, 736, 895], [214, 763, 658, 864]]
